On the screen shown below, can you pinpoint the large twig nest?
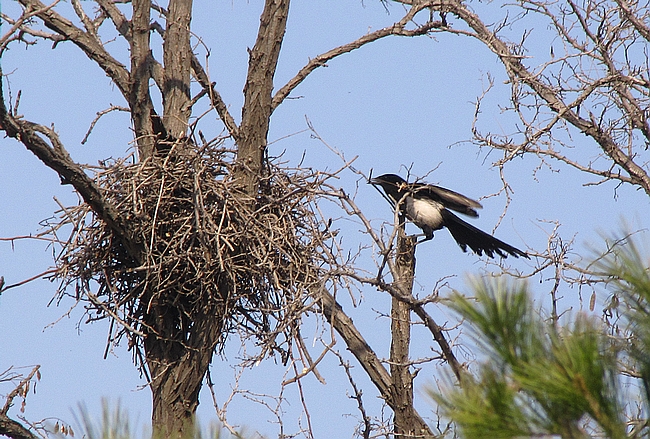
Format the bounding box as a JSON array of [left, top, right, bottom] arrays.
[[49, 142, 335, 363]]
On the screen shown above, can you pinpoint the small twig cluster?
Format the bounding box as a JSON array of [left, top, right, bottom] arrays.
[[47, 142, 336, 364]]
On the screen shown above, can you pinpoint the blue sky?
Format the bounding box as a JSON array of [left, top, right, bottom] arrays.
[[1, 1, 648, 437]]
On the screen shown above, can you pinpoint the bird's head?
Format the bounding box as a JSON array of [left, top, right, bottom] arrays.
[[369, 174, 408, 202], [369, 173, 406, 187]]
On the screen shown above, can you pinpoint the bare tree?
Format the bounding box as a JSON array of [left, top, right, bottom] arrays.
[[0, 1, 456, 437], [1, 0, 648, 437]]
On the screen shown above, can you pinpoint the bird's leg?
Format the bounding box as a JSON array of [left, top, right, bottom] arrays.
[[414, 231, 434, 245], [418, 226, 435, 243]]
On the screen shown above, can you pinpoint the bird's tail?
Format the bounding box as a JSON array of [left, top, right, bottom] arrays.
[[441, 210, 529, 259]]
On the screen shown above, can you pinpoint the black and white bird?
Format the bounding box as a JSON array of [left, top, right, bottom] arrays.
[[370, 174, 528, 259]]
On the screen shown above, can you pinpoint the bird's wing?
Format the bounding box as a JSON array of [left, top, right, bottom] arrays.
[[441, 210, 528, 259], [414, 184, 482, 217]]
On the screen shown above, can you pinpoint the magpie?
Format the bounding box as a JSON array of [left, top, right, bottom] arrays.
[[370, 174, 528, 259]]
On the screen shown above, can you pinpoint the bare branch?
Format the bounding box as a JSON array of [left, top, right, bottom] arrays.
[[0, 83, 143, 262], [272, 2, 443, 110], [315, 284, 435, 438], [434, 0, 650, 194], [0, 1, 62, 52], [17, 0, 131, 98], [390, 232, 418, 438], [0, 269, 58, 294], [281, 332, 330, 386], [615, 0, 650, 42], [333, 352, 373, 439], [81, 104, 130, 144], [0, 415, 39, 439], [0, 366, 41, 439], [94, 0, 131, 40], [190, 54, 240, 141], [70, 0, 98, 38]]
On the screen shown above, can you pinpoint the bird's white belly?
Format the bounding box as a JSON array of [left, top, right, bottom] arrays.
[[406, 197, 444, 230]]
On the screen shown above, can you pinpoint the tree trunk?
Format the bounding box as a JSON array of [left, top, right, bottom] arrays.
[[144, 302, 223, 437], [141, 0, 201, 435], [390, 227, 419, 438], [147, 355, 203, 437], [129, 0, 156, 159], [145, 346, 207, 437], [236, 0, 290, 196], [162, 0, 193, 141]]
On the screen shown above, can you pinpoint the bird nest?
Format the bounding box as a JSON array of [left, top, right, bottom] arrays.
[[48, 142, 335, 364]]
